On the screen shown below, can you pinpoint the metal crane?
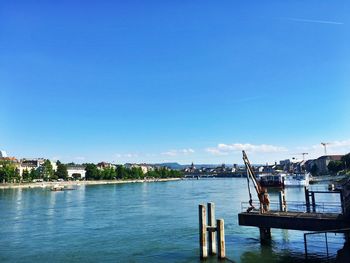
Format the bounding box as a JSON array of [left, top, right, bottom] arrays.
[[242, 150, 270, 213], [321, 142, 330, 155]]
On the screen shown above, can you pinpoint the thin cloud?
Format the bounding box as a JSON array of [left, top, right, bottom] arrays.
[[206, 143, 288, 156], [161, 148, 195, 157], [283, 17, 343, 25]]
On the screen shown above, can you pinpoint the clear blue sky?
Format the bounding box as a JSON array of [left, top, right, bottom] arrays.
[[1, 0, 349, 164]]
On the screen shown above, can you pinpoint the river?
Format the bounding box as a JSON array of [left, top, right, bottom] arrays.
[[0, 178, 345, 262]]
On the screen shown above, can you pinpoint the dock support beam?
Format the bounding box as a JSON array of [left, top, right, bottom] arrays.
[[305, 187, 311, 213], [279, 191, 287, 212], [311, 192, 316, 212], [217, 219, 226, 259], [259, 227, 271, 243], [207, 202, 216, 255], [199, 204, 207, 259]]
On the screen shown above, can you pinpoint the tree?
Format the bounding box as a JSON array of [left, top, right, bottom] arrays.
[[341, 153, 350, 170], [328, 161, 343, 174], [101, 167, 117, 180], [30, 168, 40, 180], [0, 160, 20, 183], [116, 165, 128, 179], [55, 161, 68, 180], [22, 169, 31, 182], [85, 164, 101, 180], [40, 160, 54, 181]]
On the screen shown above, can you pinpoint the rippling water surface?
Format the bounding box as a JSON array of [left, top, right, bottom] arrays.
[[0, 179, 346, 262]]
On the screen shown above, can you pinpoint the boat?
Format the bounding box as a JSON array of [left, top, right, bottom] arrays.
[[284, 173, 310, 187], [51, 184, 64, 191], [51, 184, 76, 191], [258, 173, 286, 188]]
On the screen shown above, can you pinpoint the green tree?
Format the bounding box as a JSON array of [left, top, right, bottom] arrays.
[[41, 160, 54, 181], [101, 167, 116, 180], [328, 160, 343, 174], [0, 160, 20, 183], [85, 164, 101, 180], [30, 168, 40, 180], [341, 153, 350, 170], [116, 165, 128, 179], [55, 161, 68, 180], [22, 169, 31, 182]]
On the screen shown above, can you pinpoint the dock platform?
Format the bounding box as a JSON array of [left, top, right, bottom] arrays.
[[238, 211, 350, 231]]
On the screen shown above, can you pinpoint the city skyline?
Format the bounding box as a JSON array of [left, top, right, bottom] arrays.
[[1, 1, 349, 164]]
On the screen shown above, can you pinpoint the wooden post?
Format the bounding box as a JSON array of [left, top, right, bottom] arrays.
[[199, 204, 207, 259], [311, 192, 316, 212], [279, 191, 287, 212], [217, 219, 226, 259], [304, 187, 310, 213], [279, 192, 284, 212], [207, 202, 216, 255]]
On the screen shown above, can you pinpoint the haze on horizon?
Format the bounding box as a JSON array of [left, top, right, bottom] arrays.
[[1, 0, 349, 165]]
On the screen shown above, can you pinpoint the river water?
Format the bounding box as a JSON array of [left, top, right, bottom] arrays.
[[0, 178, 346, 262]]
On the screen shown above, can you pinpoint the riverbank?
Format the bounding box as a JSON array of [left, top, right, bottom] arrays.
[[0, 178, 181, 189]]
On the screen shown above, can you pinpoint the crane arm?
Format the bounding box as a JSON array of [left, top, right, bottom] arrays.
[[242, 150, 270, 213]]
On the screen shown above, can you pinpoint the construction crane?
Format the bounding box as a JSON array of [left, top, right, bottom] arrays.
[[242, 150, 270, 213], [292, 153, 308, 161], [321, 142, 330, 155]]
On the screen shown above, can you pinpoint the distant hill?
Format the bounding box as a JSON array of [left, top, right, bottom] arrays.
[[153, 163, 246, 170], [154, 162, 184, 170]]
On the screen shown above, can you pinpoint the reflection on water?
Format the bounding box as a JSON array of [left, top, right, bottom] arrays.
[[0, 179, 348, 262]]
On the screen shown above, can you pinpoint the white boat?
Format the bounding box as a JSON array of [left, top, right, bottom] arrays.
[[284, 173, 310, 187]]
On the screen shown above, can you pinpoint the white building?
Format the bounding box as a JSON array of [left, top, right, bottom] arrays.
[[67, 165, 86, 179]]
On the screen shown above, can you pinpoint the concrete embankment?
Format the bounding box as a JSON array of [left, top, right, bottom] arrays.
[[0, 178, 181, 189]]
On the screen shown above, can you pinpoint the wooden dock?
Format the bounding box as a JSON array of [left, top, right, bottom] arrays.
[[238, 211, 350, 231]]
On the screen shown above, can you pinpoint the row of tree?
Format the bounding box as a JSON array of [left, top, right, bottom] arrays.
[[327, 153, 350, 174], [85, 164, 183, 180], [1, 159, 183, 183]]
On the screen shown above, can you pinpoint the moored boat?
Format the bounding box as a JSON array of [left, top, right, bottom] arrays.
[[284, 173, 310, 187], [258, 173, 286, 188]]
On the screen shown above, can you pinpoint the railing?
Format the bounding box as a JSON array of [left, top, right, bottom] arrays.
[[240, 200, 343, 214], [304, 228, 350, 262]]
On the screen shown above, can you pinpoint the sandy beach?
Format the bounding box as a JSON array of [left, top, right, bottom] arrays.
[[0, 178, 181, 189]]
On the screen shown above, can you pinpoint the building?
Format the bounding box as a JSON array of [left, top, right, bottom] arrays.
[[311, 155, 343, 175], [18, 158, 45, 177], [67, 165, 86, 179], [124, 163, 154, 174]]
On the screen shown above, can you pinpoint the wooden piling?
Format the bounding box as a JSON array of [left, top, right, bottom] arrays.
[[279, 191, 287, 212], [305, 187, 310, 213], [217, 219, 226, 259], [207, 202, 216, 255], [199, 204, 207, 259]]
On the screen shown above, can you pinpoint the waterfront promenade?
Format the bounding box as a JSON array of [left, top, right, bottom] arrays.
[[0, 178, 181, 189]]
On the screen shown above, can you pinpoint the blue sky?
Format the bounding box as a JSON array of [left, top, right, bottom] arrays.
[[1, 0, 349, 164]]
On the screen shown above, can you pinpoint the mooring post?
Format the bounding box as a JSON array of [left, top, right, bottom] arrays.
[[304, 187, 310, 213], [311, 192, 316, 212], [207, 202, 216, 255], [217, 219, 226, 259], [259, 227, 271, 243], [199, 204, 207, 259]]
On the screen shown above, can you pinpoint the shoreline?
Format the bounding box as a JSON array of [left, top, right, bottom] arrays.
[[0, 178, 181, 189]]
